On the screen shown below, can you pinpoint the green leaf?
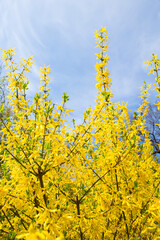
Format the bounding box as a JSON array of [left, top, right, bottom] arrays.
[[0, 103, 4, 113], [62, 92, 69, 102], [156, 187, 159, 197], [134, 181, 138, 189]]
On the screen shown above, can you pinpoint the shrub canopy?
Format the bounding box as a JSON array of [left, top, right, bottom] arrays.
[[0, 28, 160, 240]]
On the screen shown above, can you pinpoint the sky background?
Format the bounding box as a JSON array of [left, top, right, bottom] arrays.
[[1, 0, 160, 124]]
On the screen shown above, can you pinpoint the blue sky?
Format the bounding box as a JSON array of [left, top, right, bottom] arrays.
[[1, 0, 160, 124]]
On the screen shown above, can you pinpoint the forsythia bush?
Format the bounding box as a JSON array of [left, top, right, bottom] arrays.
[[0, 28, 160, 240]]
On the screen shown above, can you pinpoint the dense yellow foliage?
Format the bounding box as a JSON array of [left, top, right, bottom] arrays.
[[0, 28, 160, 239]]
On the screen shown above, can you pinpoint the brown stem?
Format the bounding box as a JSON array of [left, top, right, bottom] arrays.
[[0, 116, 37, 175], [76, 195, 83, 240], [0, 229, 9, 234], [2, 210, 14, 230], [5, 148, 27, 170], [122, 211, 129, 239], [38, 167, 47, 207], [10, 207, 28, 230], [5, 148, 37, 176], [113, 213, 122, 240], [54, 183, 76, 203], [79, 158, 121, 203], [115, 168, 119, 192]]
